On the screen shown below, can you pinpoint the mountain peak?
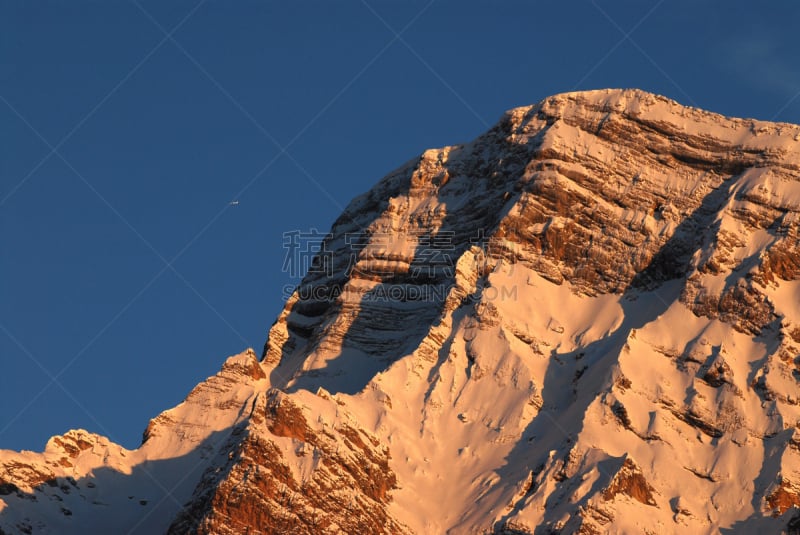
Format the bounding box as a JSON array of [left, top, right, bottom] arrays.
[[5, 91, 800, 533], [535, 86, 674, 108]]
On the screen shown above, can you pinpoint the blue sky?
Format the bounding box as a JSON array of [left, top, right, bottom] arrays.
[[2, 0, 800, 451]]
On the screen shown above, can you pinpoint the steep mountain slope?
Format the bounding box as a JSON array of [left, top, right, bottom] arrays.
[[4, 88, 800, 534]]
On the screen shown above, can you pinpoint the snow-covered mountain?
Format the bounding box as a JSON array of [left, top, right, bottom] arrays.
[[4, 88, 800, 534]]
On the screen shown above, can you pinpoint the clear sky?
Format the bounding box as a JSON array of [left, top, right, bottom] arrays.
[[2, 0, 800, 452]]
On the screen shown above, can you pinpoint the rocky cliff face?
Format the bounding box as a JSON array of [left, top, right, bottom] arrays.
[[4, 89, 800, 534]]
